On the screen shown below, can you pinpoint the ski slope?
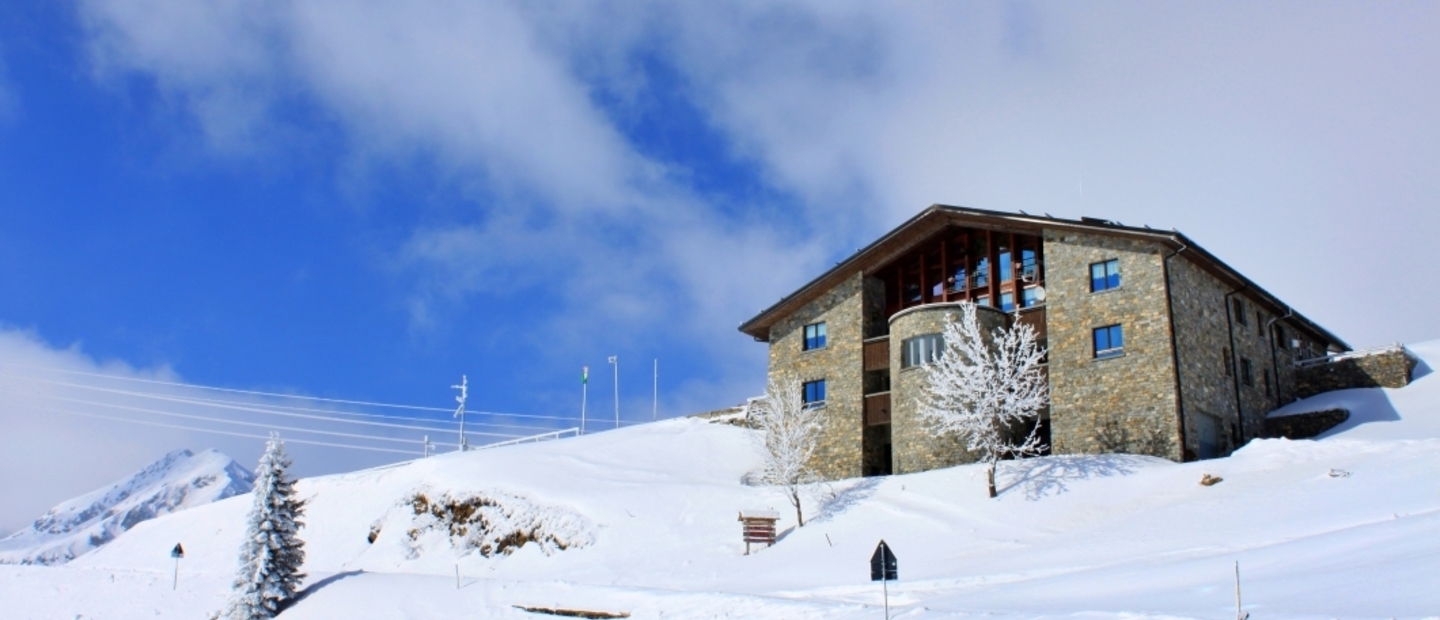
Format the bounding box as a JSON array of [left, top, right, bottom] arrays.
[[3, 343, 1439, 619]]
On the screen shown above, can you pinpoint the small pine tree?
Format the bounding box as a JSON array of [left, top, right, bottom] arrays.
[[225, 434, 307, 620]]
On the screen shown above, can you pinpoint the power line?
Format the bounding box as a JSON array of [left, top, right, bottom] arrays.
[[0, 374, 571, 434], [43, 406, 426, 455], [10, 392, 503, 445]]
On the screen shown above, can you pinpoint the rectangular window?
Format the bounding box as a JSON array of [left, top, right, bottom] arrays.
[[1240, 358, 1254, 387], [802, 379, 826, 406], [1021, 287, 1040, 307], [1223, 347, 1233, 376], [901, 333, 945, 368], [999, 241, 1013, 283], [1093, 324, 1124, 358], [1233, 299, 1247, 325], [1019, 248, 1039, 282], [803, 322, 827, 351], [976, 295, 990, 307], [973, 258, 989, 288], [1090, 259, 1121, 292], [999, 291, 1015, 311], [1264, 371, 1272, 398]]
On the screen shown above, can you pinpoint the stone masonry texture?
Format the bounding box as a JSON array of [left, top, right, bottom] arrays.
[[767, 272, 866, 481], [1042, 230, 1180, 459], [1295, 349, 1415, 399], [887, 303, 1009, 474]]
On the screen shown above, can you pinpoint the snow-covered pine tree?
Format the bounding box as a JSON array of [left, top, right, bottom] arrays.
[[749, 377, 824, 526], [225, 434, 307, 620], [917, 302, 1049, 498]]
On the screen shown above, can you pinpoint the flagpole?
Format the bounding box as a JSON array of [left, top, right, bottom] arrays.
[[608, 355, 619, 429], [581, 366, 588, 436], [652, 358, 658, 421]]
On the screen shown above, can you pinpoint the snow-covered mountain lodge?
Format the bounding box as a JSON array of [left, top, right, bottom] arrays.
[[739, 205, 1408, 478]]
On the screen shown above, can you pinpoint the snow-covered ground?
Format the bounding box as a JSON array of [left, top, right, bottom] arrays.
[[4, 344, 1439, 619]]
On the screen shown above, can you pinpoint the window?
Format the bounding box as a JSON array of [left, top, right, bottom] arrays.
[[1021, 287, 1040, 308], [1090, 259, 1121, 292], [973, 258, 989, 288], [802, 380, 826, 406], [902, 333, 944, 368], [1223, 347, 1233, 376], [976, 295, 990, 307], [999, 291, 1015, 311], [999, 241, 1013, 283], [1233, 299, 1247, 325], [1093, 324, 1124, 358], [1263, 371, 1272, 398], [803, 322, 827, 351], [1240, 358, 1254, 387]]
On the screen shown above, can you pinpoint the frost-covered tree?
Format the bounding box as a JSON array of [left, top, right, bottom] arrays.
[[917, 302, 1049, 498], [225, 434, 307, 620], [749, 377, 824, 526]]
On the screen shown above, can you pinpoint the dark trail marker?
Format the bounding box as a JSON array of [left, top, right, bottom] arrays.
[[170, 543, 185, 590], [870, 540, 898, 619]]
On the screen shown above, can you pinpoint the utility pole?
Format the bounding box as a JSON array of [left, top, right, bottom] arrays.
[[608, 356, 619, 429], [581, 366, 589, 435], [652, 358, 658, 422], [1234, 561, 1248, 620], [423, 435, 431, 458], [453, 376, 468, 451]]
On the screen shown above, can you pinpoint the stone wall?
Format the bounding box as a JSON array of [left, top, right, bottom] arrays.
[[1294, 348, 1415, 399], [1264, 409, 1349, 439], [887, 303, 1008, 474], [1165, 256, 1239, 459], [767, 272, 866, 480], [1042, 230, 1180, 459]]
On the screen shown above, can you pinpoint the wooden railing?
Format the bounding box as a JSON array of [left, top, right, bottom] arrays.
[[864, 392, 891, 426]]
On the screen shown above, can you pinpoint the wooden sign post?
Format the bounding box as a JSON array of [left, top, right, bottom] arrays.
[[737, 510, 779, 555]]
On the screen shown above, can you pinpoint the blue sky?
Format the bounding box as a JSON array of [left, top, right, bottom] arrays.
[[3, 1, 1440, 531]]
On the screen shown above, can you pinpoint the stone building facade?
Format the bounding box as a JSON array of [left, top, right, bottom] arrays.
[[739, 205, 1357, 478]]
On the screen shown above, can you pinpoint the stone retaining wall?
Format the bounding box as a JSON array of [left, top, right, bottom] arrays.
[[1294, 348, 1415, 399]]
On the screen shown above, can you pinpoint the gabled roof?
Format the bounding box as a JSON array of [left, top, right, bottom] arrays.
[[738, 204, 1348, 350]]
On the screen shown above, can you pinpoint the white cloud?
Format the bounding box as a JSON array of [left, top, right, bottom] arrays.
[[73, 0, 1440, 371]]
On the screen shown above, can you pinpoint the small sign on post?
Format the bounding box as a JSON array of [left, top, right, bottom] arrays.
[[170, 543, 185, 591], [738, 510, 779, 555], [870, 540, 897, 620]]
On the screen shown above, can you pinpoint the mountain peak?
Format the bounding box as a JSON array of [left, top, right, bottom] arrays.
[[0, 448, 254, 565]]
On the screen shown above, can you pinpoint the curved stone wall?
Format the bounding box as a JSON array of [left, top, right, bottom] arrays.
[[888, 302, 1009, 474]]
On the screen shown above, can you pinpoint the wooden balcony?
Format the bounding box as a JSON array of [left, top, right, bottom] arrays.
[[864, 337, 890, 371], [864, 392, 891, 426]]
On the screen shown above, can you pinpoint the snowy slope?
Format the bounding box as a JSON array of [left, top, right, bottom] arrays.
[[0, 448, 253, 565], [1270, 340, 1439, 440], [3, 341, 1440, 619]]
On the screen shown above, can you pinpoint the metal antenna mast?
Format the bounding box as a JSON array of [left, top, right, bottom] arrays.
[[452, 376, 468, 451]]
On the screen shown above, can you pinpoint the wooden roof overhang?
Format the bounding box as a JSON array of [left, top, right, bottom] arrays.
[[738, 204, 1349, 351]]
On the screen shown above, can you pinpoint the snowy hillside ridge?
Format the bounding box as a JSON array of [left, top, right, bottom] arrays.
[[0, 448, 254, 565], [383, 489, 596, 559]]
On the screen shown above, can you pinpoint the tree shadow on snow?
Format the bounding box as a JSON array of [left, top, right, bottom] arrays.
[[808, 476, 884, 524], [282, 570, 366, 611], [997, 454, 1150, 500]]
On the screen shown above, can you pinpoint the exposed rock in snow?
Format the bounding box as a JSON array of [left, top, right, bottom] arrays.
[[383, 489, 596, 559], [0, 448, 253, 565]]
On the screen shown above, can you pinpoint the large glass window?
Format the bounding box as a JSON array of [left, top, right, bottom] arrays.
[[998, 241, 1013, 283], [1021, 287, 1040, 308], [1090, 259, 1121, 292], [1019, 248, 1039, 282], [1000, 291, 1015, 311], [803, 379, 827, 406], [803, 322, 827, 351], [973, 258, 989, 288], [902, 333, 945, 368], [1093, 324, 1124, 358]]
